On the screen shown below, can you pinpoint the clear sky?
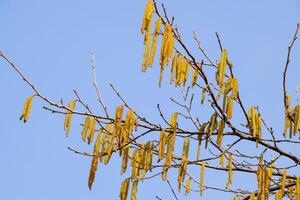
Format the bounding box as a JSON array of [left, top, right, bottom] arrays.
[[0, 0, 299, 199]]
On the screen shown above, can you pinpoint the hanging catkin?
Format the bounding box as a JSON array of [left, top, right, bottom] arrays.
[[20, 95, 34, 123], [64, 99, 76, 137], [200, 161, 206, 196]]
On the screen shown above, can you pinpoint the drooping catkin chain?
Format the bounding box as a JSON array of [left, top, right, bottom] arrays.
[[114, 105, 124, 153], [120, 143, 130, 174], [162, 112, 178, 180], [148, 18, 162, 68], [264, 165, 274, 200], [281, 169, 287, 196], [191, 65, 199, 87], [257, 155, 264, 199], [142, 31, 151, 72], [226, 153, 233, 188], [200, 161, 206, 196], [216, 49, 228, 86], [196, 123, 207, 161], [185, 176, 192, 196], [284, 107, 293, 138], [81, 116, 91, 142], [177, 137, 190, 192], [131, 179, 139, 200], [170, 54, 191, 87], [88, 132, 101, 190], [87, 117, 96, 144], [141, 0, 154, 35], [247, 106, 262, 145], [293, 104, 300, 134], [216, 119, 225, 147], [20, 95, 34, 123], [219, 153, 225, 168], [275, 190, 282, 200], [159, 23, 174, 87], [63, 99, 76, 137], [104, 123, 114, 164], [141, 0, 154, 72], [119, 178, 130, 200], [283, 102, 300, 138], [206, 112, 218, 148], [296, 177, 300, 200], [158, 129, 166, 161], [249, 193, 255, 200]]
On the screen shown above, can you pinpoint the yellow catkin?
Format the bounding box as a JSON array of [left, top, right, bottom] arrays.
[[24, 96, 33, 122], [141, 0, 154, 34], [257, 155, 264, 198], [296, 177, 300, 200], [158, 130, 166, 161], [163, 132, 176, 180], [231, 77, 239, 100], [20, 96, 34, 123], [139, 144, 147, 179], [120, 144, 130, 175], [200, 161, 206, 196], [191, 67, 198, 87], [162, 113, 178, 180], [170, 53, 179, 84], [201, 86, 207, 104], [119, 179, 130, 200], [170, 112, 178, 130], [87, 117, 96, 145], [114, 105, 124, 151], [216, 84, 226, 101], [196, 123, 207, 160], [219, 153, 225, 168], [284, 109, 292, 137], [20, 96, 30, 121], [175, 56, 183, 85], [226, 153, 233, 188], [294, 104, 300, 134], [248, 106, 262, 140], [142, 31, 151, 72], [216, 49, 228, 86], [99, 130, 107, 163], [148, 18, 162, 67], [159, 24, 174, 87], [208, 113, 218, 138], [281, 168, 287, 195], [285, 94, 291, 108], [178, 137, 190, 192], [256, 115, 262, 147], [131, 150, 139, 180], [134, 117, 139, 131], [217, 119, 225, 147], [183, 61, 190, 86], [125, 110, 135, 134], [145, 142, 154, 172], [131, 179, 139, 200], [226, 96, 234, 119], [249, 193, 255, 200], [173, 56, 190, 87], [104, 124, 114, 164], [185, 176, 192, 196], [64, 100, 76, 137], [88, 132, 101, 190], [264, 166, 274, 199], [225, 77, 233, 94], [82, 116, 91, 142], [275, 191, 282, 200]]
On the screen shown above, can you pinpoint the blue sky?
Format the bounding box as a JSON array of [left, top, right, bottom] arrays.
[[0, 0, 299, 199]]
